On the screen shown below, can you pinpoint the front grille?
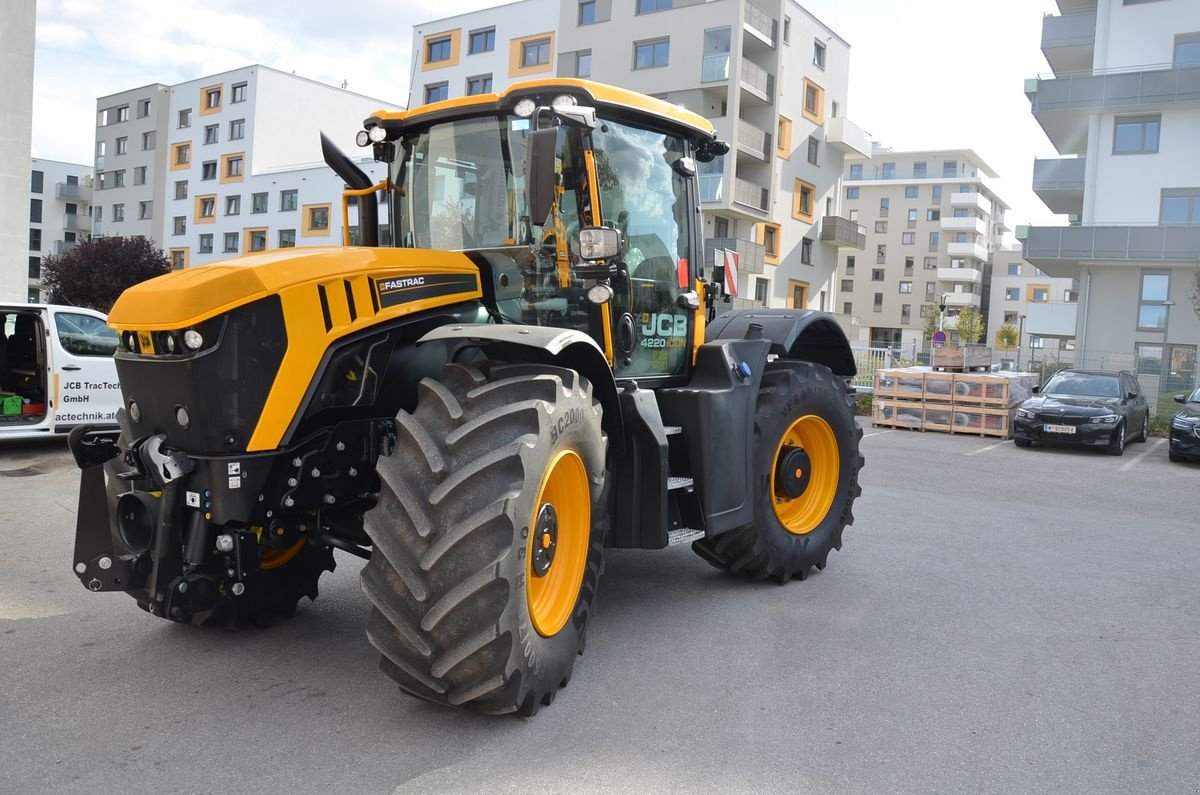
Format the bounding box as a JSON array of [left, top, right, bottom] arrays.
[[1037, 413, 1087, 426]]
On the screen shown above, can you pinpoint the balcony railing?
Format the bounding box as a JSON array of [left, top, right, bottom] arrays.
[[743, 3, 776, 45], [736, 119, 771, 160], [1022, 224, 1200, 262], [947, 241, 988, 261], [846, 166, 983, 182], [63, 214, 92, 232], [1027, 63, 1200, 114], [1041, 10, 1096, 51], [949, 192, 990, 212], [937, 267, 982, 283], [940, 216, 987, 235], [733, 178, 769, 212], [943, 292, 982, 307], [739, 59, 774, 101], [702, 53, 730, 83], [705, 236, 765, 275], [699, 174, 725, 203], [1032, 157, 1086, 191], [819, 215, 866, 249], [56, 182, 92, 201]]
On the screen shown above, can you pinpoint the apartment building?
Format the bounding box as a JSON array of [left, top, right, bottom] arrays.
[[410, 0, 871, 314], [28, 159, 95, 302], [988, 246, 1077, 366], [1021, 0, 1200, 390], [93, 66, 401, 266], [837, 148, 1010, 351], [1, 2, 36, 302]]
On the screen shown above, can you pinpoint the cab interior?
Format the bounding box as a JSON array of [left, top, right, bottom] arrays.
[[0, 311, 48, 425]]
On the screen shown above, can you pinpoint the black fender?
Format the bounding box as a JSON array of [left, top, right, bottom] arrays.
[[417, 324, 623, 455], [706, 309, 856, 378]]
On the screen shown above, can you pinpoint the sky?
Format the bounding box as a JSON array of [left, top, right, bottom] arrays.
[[30, 0, 1063, 231]]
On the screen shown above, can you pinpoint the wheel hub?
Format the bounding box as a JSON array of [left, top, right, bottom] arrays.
[[531, 503, 558, 577], [775, 446, 812, 500]]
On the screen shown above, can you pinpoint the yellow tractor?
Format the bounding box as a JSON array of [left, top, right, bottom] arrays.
[[69, 79, 863, 715]]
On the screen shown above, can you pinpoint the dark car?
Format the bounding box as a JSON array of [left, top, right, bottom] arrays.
[[1013, 369, 1150, 456], [1169, 387, 1200, 463]]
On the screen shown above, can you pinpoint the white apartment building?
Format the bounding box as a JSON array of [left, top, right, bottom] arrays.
[[409, 0, 871, 316], [28, 159, 95, 302], [1021, 0, 1200, 392], [1, 3, 36, 302], [93, 66, 401, 266], [837, 148, 1010, 351], [988, 246, 1077, 367]]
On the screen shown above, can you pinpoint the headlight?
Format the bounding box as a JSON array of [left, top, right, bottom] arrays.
[[1016, 408, 1036, 419], [513, 98, 536, 118], [1092, 414, 1120, 424], [183, 329, 204, 350], [1173, 416, 1198, 430]]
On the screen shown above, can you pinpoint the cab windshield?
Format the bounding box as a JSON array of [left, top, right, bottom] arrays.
[[389, 113, 694, 377]]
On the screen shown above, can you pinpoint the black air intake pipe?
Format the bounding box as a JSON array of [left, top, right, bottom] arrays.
[[320, 132, 378, 247]]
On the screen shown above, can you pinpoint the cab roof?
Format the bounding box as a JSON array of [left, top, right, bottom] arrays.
[[367, 78, 716, 141]]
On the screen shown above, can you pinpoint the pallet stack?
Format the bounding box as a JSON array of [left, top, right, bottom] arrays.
[[871, 367, 1038, 438]]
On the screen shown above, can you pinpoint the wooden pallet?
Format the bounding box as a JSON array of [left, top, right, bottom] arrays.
[[873, 370, 927, 399], [921, 403, 1013, 438], [931, 345, 993, 372], [871, 397, 925, 430], [948, 373, 1017, 407]]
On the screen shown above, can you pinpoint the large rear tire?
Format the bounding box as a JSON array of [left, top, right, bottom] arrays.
[[692, 360, 862, 583], [362, 362, 607, 715]]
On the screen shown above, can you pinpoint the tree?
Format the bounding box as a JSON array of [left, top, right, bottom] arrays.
[[922, 303, 941, 341], [955, 305, 985, 345], [40, 236, 172, 312], [995, 324, 1019, 350], [1192, 266, 1200, 320]]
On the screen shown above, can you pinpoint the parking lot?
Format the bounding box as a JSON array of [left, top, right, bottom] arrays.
[[2, 425, 1199, 794]]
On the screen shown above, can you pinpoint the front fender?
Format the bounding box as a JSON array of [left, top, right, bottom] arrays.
[[706, 309, 856, 378]]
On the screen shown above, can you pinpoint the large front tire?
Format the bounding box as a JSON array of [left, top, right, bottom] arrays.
[[692, 360, 863, 583], [362, 362, 607, 715]]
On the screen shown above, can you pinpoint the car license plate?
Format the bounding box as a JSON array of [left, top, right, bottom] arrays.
[[1043, 423, 1075, 434]]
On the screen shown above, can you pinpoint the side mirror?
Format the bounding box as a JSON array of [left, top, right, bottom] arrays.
[[1175, 394, 1187, 404], [578, 227, 620, 261], [525, 127, 558, 225], [1031, 385, 1040, 394], [1126, 391, 1138, 401]]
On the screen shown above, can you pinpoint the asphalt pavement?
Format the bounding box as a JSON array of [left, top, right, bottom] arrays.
[[2, 426, 1199, 794]]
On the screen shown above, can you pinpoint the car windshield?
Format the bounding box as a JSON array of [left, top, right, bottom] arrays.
[[1042, 372, 1120, 398], [1188, 387, 1200, 403]]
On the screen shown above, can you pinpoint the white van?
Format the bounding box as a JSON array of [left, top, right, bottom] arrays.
[[0, 303, 122, 440]]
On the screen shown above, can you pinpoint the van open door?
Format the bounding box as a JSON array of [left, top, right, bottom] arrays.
[[46, 307, 121, 432]]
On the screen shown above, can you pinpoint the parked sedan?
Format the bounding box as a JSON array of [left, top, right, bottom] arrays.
[[1013, 369, 1150, 456], [1169, 388, 1200, 463]]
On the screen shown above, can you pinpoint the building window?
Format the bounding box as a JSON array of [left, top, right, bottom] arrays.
[[524, 37, 553, 67], [904, 257, 914, 275], [1160, 188, 1200, 224], [579, 0, 596, 24], [204, 124, 218, 145], [907, 208, 918, 227], [813, 39, 826, 69], [305, 204, 331, 234], [425, 82, 449, 103], [231, 82, 247, 103], [942, 159, 957, 177], [229, 119, 245, 140], [843, 301, 852, 315], [848, 163, 862, 180], [29, 198, 41, 223], [466, 74, 493, 95], [928, 231, 940, 251], [202, 161, 217, 180], [279, 229, 296, 248], [783, 16, 791, 43], [754, 277, 769, 306], [901, 304, 911, 324], [247, 229, 267, 252], [637, 0, 672, 12], [251, 192, 268, 213], [932, 185, 942, 201], [802, 79, 824, 123], [224, 155, 243, 179], [634, 38, 669, 69], [137, 98, 151, 118], [846, 187, 859, 200], [1008, 263, 1021, 276], [793, 180, 815, 222], [924, 256, 937, 269], [199, 196, 215, 218], [1005, 287, 1019, 300], [142, 131, 156, 151], [575, 51, 592, 78], [112, 170, 125, 188], [876, 245, 885, 264], [28, 228, 41, 251], [904, 185, 918, 199], [170, 249, 186, 269], [205, 87, 222, 110], [762, 224, 779, 258], [871, 268, 885, 281], [875, 221, 887, 233], [1029, 336, 1044, 349], [1176, 32, 1200, 66], [172, 215, 185, 235], [806, 136, 819, 165], [427, 36, 452, 63], [899, 281, 912, 294], [873, 293, 883, 312], [881, 162, 896, 180], [845, 255, 855, 274], [225, 195, 241, 216], [116, 105, 129, 122], [173, 142, 191, 168], [926, 282, 936, 299], [913, 161, 927, 179], [1137, 272, 1169, 330], [840, 279, 853, 291], [801, 237, 813, 264], [926, 208, 940, 221], [469, 28, 495, 53], [178, 108, 191, 128], [1113, 115, 1161, 154], [879, 197, 889, 217], [281, 189, 298, 211], [1003, 311, 1018, 323], [1065, 289, 1079, 302], [1029, 286, 1049, 302], [115, 136, 128, 155], [133, 166, 147, 186], [199, 234, 213, 253], [224, 232, 239, 253], [174, 180, 188, 200]]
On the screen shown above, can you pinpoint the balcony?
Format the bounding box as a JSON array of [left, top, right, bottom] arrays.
[[55, 240, 76, 255], [705, 236, 765, 276], [846, 166, 986, 182], [63, 214, 92, 232], [738, 59, 774, 104], [1020, 224, 1200, 276], [699, 173, 725, 203], [943, 292, 982, 308], [56, 182, 92, 202], [949, 192, 990, 213], [1025, 301, 1078, 338], [736, 118, 772, 162], [1026, 63, 1200, 154], [702, 53, 730, 83], [1041, 10, 1095, 76], [947, 241, 989, 261], [742, 3, 776, 47], [733, 177, 769, 212], [937, 267, 983, 283], [1032, 156, 1085, 215], [825, 117, 871, 158], [940, 216, 987, 235], [819, 215, 866, 249]]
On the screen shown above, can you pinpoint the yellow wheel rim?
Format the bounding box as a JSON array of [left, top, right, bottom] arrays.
[[771, 415, 840, 535], [261, 538, 305, 570], [526, 449, 590, 638]]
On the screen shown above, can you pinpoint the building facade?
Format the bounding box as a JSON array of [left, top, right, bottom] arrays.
[[93, 66, 401, 266], [28, 159, 95, 302], [409, 0, 870, 317], [837, 148, 1010, 352], [1, 3, 36, 302], [987, 246, 1077, 368], [1022, 0, 1200, 392]]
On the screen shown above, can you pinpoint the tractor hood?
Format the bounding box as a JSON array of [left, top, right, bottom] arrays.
[[109, 246, 480, 331]]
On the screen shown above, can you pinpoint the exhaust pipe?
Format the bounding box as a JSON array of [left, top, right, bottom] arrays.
[[320, 132, 379, 247]]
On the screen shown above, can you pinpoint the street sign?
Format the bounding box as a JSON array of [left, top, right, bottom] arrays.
[[723, 249, 739, 296], [932, 330, 947, 346]]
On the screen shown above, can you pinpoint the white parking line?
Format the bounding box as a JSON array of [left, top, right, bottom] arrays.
[[1119, 438, 1165, 472], [965, 440, 1009, 456], [862, 429, 895, 438]]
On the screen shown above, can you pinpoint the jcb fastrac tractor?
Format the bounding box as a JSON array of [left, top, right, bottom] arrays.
[[70, 79, 863, 716]]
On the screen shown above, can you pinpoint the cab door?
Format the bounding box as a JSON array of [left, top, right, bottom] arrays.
[[47, 307, 121, 430]]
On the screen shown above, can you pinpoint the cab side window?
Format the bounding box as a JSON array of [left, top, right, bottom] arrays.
[[54, 313, 119, 357]]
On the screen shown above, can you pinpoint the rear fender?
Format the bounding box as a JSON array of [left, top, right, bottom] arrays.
[[706, 309, 856, 378]]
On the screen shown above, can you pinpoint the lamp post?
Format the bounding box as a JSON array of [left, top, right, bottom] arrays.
[[1017, 314, 1027, 371]]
